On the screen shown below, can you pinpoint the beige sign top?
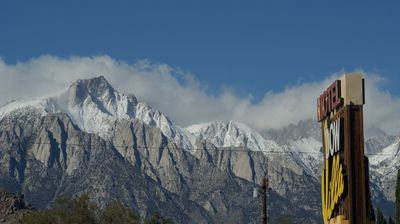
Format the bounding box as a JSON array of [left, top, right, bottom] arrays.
[[339, 73, 365, 106], [317, 73, 364, 121]]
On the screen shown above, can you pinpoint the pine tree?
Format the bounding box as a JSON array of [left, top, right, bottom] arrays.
[[396, 169, 400, 224], [144, 212, 174, 224], [100, 202, 141, 224], [20, 194, 143, 224]]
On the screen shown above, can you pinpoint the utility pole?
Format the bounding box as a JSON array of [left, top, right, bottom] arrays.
[[261, 176, 268, 224]]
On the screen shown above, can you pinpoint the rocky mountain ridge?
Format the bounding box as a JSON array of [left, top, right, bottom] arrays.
[[0, 76, 398, 222], [0, 77, 321, 223], [0, 76, 195, 150]]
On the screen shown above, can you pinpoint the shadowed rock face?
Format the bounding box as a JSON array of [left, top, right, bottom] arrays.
[[0, 189, 34, 224], [0, 77, 325, 223], [0, 112, 209, 223], [0, 112, 322, 223]]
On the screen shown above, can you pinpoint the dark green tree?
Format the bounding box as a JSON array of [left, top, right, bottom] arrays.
[[19, 211, 58, 224], [99, 202, 140, 224], [59, 193, 97, 224], [21, 194, 167, 224], [144, 212, 174, 224], [20, 193, 98, 224], [396, 169, 400, 224]]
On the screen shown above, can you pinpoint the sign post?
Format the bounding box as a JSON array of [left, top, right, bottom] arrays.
[[317, 73, 374, 224]]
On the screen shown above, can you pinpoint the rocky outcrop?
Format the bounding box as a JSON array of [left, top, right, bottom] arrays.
[[0, 113, 209, 223], [0, 189, 34, 224], [0, 111, 324, 223], [113, 118, 325, 222]]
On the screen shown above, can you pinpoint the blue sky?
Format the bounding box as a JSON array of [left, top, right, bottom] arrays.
[[1, 1, 400, 101], [1, 1, 400, 134]]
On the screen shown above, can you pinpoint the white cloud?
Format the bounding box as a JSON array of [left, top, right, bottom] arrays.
[[0, 55, 399, 136]]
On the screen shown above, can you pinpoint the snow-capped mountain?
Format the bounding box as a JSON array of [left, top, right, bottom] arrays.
[[0, 76, 322, 223], [186, 120, 280, 152], [285, 136, 323, 177], [0, 76, 195, 149], [0, 76, 398, 221], [0, 77, 323, 166], [368, 137, 400, 202], [366, 131, 397, 156], [255, 119, 323, 177], [187, 120, 323, 178], [370, 137, 400, 168]]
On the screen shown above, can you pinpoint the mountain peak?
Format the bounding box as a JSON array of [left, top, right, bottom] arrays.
[[186, 120, 280, 152], [262, 119, 320, 145], [73, 75, 108, 85], [68, 76, 122, 102], [0, 76, 193, 149]]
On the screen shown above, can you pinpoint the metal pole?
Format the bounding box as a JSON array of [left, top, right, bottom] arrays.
[[261, 176, 268, 224]]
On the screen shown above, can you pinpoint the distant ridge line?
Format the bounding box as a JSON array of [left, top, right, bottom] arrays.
[[0, 139, 393, 156]]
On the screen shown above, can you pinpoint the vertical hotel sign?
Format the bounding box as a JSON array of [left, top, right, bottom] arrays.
[[317, 74, 372, 224]]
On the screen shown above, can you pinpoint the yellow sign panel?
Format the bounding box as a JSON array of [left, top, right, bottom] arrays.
[[321, 118, 345, 222], [321, 154, 345, 220]]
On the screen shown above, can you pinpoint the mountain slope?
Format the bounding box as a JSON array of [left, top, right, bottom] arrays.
[[2, 76, 398, 222], [0, 76, 195, 150], [188, 120, 323, 179], [187, 120, 322, 220], [0, 112, 262, 223], [0, 76, 323, 223], [369, 137, 400, 205], [186, 120, 280, 152]]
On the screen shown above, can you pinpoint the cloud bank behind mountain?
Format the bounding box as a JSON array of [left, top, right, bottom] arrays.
[[0, 55, 399, 136]]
